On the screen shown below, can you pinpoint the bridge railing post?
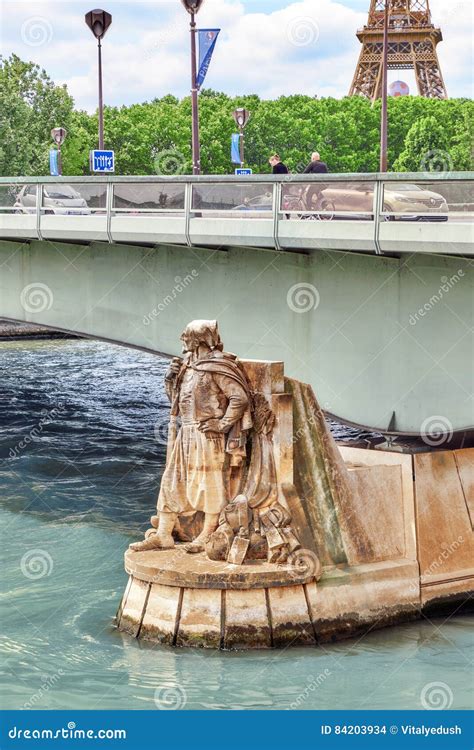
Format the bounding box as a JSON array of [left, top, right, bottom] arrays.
[[106, 182, 113, 243], [184, 181, 192, 247], [36, 183, 43, 241], [373, 177, 383, 255], [272, 182, 281, 251]]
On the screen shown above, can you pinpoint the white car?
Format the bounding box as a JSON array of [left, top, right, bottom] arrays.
[[14, 185, 91, 215]]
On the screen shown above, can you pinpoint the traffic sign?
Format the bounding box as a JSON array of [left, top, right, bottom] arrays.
[[90, 149, 115, 173], [235, 168, 252, 175]]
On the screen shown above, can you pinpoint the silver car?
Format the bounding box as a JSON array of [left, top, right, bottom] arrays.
[[14, 184, 91, 215]]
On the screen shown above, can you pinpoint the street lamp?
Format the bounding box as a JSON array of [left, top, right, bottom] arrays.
[[232, 108, 251, 169], [51, 127, 67, 175], [85, 9, 112, 151], [180, 0, 205, 175], [379, 0, 389, 172]]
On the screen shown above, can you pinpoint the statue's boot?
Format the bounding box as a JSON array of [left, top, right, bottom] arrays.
[[185, 513, 219, 554], [129, 512, 177, 552]]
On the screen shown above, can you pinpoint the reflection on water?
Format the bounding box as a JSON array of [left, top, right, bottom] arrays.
[[0, 339, 472, 710]]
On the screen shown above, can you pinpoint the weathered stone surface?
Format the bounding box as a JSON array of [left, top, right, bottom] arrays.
[[339, 447, 417, 562], [224, 589, 271, 649], [286, 378, 373, 566], [176, 588, 222, 649], [124, 546, 313, 589], [415, 449, 474, 609], [119, 578, 150, 637], [140, 583, 181, 645], [268, 585, 315, 646], [305, 559, 420, 642], [241, 360, 284, 395]]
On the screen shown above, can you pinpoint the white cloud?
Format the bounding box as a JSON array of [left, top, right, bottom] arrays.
[[1, 0, 472, 109]]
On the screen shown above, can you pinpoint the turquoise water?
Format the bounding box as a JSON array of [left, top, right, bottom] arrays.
[[0, 339, 472, 711]]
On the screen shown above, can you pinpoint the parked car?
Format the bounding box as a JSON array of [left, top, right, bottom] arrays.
[[245, 183, 449, 222], [234, 193, 274, 211], [14, 185, 91, 215]]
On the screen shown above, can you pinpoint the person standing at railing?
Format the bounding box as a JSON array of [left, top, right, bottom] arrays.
[[303, 152, 329, 213], [269, 154, 289, 175]]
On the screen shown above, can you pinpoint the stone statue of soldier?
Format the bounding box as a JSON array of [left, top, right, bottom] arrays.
[[130, 320, 252, 554]]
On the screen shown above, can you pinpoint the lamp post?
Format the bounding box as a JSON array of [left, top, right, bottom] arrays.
[[85, 9, 112, 150], [232, 108, 251, 169], [51, 127, 67, 175], [379, 0, 389, 172], [180, 0, 205, 175]]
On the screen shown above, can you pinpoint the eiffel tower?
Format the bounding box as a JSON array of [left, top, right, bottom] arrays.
[[349, 0, 448, 101]]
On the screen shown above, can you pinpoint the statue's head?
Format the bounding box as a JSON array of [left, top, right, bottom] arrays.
[[180, 320, 223, 354]]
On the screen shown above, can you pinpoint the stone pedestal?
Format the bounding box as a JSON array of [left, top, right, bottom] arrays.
[[117, 547, 420, 649]]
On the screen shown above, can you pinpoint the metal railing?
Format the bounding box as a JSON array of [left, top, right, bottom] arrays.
[[0, 173, 472, 255]]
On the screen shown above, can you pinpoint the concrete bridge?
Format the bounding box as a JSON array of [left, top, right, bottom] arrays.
[[0, 173, 472, 436]]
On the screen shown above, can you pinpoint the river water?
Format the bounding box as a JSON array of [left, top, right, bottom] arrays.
[[0, 339, 472, 711]]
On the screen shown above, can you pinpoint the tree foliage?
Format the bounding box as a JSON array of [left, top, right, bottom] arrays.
[[1, 54, 472, 176], [0, 54, 74, 175]]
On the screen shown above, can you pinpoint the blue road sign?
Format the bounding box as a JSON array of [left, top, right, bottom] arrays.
[[90, 149, 115, 173], [235, 168, 252, 175]]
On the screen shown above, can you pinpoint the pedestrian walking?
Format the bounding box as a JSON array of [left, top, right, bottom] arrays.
[[303, 152, 329, 212]]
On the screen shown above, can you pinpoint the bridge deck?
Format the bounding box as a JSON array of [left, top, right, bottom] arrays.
[[0, 173, 472, 256]]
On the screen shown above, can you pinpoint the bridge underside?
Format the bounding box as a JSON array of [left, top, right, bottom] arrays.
[[0, 238, 472, 435]]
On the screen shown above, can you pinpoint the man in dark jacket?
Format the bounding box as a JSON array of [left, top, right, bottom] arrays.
[[303, 152, 329, 212], [269, 154, 289, 174]]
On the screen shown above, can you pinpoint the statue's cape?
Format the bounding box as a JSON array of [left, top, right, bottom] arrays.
[[189, 352, 251, 397], [170, 352, 253, 430]]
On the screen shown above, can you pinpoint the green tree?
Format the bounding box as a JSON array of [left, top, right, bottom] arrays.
[[393, 115, 450, 172], [0, 54, 75, 176]]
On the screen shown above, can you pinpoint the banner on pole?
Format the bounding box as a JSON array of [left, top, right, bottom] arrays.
[[49, 148, 59, 176], [197, 29, 220, 89], [231, 133, 241, 165]]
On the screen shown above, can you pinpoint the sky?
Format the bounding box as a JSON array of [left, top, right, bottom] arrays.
[[1, 0, 472, 110]]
